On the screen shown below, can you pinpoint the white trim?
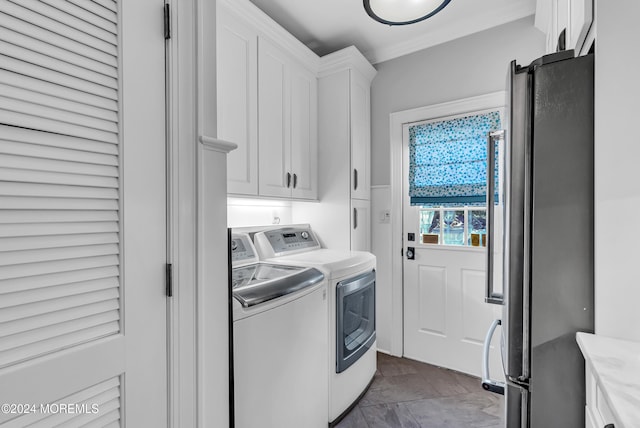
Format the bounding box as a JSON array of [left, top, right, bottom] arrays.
[[318, 46, 377, 82], [389, 91, 506, 357], [199, 135, 238, 153], [365, 3, 536, 64]]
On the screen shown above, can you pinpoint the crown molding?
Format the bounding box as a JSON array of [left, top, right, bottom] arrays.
[[199, 135, 237, 153], [318, 45, 377, 82], [364, 2, 537, 64], [219, 0, 320, 71]]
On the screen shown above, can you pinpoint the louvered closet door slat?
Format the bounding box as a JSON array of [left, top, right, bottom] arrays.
[[0, 54, 118, 102], [0, 70, 118, 112], [0, 84, 118, 123], [1, 95, 118, 133], [1, 278, 118, 310], [0, 266, 119, 294], [1, 153, 118, 177], [0, 254, 119, 282], [0, 140, 118, 165], [90, 0, 117, 14], [2, 301, 119, 338], [12, 0, 117, 45], [0, 321, 120, 368], [0, 168, 119, 188], [65, 0, 117, 23], [0, 15, 118, 71], [0, 233, 119, 253], [43, 392, 120, 428], [1, 1, 116, 56], [0, 124, 118, 153], [40, 0, 117, 31], [0, 222, 118, 238], [0, 243, 118, 266], [0, 183, 117, 200], [0, 210, 118, 224], [0, 196, 118, 210]]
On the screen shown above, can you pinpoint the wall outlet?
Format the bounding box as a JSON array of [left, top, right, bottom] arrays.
[[379, 210, 391, 223]]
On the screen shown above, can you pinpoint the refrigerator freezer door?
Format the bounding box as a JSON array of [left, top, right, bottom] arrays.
[[503, 60, 529, 381], [506, 382, 528, 428], [528, 53, 594, 428]]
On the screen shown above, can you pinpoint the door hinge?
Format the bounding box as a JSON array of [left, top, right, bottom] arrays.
[[166, 263, 173, 297], [400, 248, 403, 257], [164, 4, 171, 40]]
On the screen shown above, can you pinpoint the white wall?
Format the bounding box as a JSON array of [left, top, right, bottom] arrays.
[[370, 15, 546, 186], [227, 197, 293, 227], [594, 0, 640, 342]]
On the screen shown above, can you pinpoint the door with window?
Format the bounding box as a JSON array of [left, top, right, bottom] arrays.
[[0, 1, 167, 426], [402, 111, 503, 378]]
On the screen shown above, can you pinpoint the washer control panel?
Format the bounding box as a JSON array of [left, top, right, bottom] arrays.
[[256, 227, 321, 257], [231, 233, 258, 266]]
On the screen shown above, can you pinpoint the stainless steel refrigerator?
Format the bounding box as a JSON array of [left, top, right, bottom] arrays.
[[481, 51, 594, 427]]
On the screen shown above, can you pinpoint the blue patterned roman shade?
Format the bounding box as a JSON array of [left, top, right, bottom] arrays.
[[409, 111, 501, 207]]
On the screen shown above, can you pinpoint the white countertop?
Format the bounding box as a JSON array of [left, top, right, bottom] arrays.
[[576, 332, 640, 428]]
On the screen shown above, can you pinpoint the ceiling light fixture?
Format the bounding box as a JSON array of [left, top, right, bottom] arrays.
[[363, 0, 451, 26]]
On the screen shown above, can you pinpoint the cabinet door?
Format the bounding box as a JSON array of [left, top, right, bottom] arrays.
[[351, 199, 371, 251], [258, 37, 292, 198], [290, 64, 318, 200], [217, 6, 258, 195], [350, 71, 371, 200]]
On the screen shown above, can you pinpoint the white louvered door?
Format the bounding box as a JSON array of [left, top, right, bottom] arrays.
[[0, 0, 167, 427]]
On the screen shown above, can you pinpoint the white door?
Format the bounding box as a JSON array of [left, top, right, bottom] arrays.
[[401, 125, 502, 378], [0, 1, 167, 426], [258, 36, 291, 198]]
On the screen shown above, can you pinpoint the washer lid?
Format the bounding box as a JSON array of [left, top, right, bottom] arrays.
[[232, 263, 324, 308], [268, 249, 376, 279]]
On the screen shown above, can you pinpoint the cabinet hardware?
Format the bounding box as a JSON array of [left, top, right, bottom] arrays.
[[353, 207, 358, 229], [286, 172, 291, 188], [293, 173, 297, 188], [165, 263, 173, 297], [354, 168, 358, 190]]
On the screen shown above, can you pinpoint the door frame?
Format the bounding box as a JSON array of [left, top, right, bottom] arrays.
[[388, 91, 506, 357]]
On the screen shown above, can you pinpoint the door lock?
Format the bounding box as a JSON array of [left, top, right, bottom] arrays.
[[406, 247, 415, 260]]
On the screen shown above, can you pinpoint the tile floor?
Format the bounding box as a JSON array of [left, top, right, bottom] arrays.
[[334, 353, 504, 428]]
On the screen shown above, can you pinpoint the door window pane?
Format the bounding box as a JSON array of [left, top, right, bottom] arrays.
[[442, 210, 465, 246]]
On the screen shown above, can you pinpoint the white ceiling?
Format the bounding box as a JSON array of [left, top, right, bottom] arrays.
[[248, 0, 537, 64]]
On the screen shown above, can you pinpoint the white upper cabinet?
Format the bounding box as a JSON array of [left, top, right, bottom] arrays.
[[538, 0, 593, 54], [258, 37, 318, 199], [217, 6, 258, 195], [350, 70, 371, 201], [217, 0, 319, 200]]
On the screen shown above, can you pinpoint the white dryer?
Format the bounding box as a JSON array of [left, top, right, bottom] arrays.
[[254, 226, 377, 425], [230, 232, 328, 428]]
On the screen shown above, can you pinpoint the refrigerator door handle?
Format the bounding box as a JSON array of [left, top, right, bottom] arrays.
[[486, 130, 505, 305], [481, 318, 505, 395]]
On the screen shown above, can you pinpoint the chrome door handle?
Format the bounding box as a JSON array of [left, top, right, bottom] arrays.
[[486, 130, 504, 305], [481, 319, 505, 395]]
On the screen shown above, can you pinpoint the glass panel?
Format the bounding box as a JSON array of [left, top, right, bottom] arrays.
[[442, 210, 464, 246], [468, 209, 487, 247], [419, 209, 440, 244], [342, 286, 374, 352]]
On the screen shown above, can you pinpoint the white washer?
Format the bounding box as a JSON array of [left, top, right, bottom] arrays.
[[231, 233, 328, 428], [254, 226, 377, 424]]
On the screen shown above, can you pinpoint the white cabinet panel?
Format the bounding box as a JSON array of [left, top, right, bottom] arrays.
[[217, 8, 258, 195], [350, 71, 370, 201], [291, 65, 318, 200], [258, 37, 291, 198], [351, 198, 371, 251]]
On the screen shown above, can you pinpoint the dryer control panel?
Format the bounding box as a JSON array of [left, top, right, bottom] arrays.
[[231, 233, 259, 266], [254, 227, 321, 258]]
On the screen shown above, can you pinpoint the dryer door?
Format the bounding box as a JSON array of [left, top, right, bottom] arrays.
[[336, 270, 376, 373]]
